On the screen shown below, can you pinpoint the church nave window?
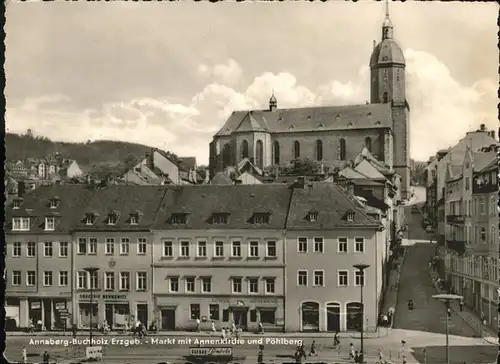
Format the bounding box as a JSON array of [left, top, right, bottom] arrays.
[[273, 141, 280, 165], [293, 141, 301, 159], [315, 140, 323, 161], [364, 137, 372, 152], [240, 140, 249, 159], [339, 138, 346, 161]]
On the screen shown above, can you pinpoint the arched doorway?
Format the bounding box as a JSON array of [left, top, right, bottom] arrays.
[[326, 302, 341, 332], [346, 302, 363, 331], [301, 301, 319, 332]]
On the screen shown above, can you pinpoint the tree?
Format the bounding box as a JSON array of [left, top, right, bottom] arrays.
[[287, 158, 319, 176]]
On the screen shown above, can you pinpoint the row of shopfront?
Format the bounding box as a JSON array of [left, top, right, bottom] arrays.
[[6, 294, 367, 332]]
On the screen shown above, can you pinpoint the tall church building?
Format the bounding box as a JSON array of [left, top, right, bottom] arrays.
[[209, 6, 411, 199]]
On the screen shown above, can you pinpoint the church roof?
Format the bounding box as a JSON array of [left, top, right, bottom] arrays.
[[339, 166, 370, 180], [215, 103, 393, 137], [370, 39, 405, 68]]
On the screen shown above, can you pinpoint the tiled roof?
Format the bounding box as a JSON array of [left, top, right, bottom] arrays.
[[6, 185, 96, 233], [154, 185, 293, 230], [178, 157, 197, 171], [478, 157, 497, 173], [351, 178, 385, 187], [215, 103, 393, 136], [354, 147, 392, 175], [472, 151, 496, 172], [286, 182, 380, 230], [339, 166, 369, 180], [210, 172, 233, 185], [74, 186, 169, 231]]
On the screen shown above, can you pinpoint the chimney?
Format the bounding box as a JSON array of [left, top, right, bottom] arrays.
[[18, 181, 26, 198], [346, 181, 355, 195], [480, 123, 486, 131], [490, 130, 496, 140]]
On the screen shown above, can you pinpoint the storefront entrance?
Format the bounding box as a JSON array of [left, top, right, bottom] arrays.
[[232, 308, 248, 330], [161, 308, 176, 331], [346, 302, 363, 331], [104, 303, 130, 329], [301, 301, 319, 332], [137, 304, 148, 326], [326, 302, 341, 332]]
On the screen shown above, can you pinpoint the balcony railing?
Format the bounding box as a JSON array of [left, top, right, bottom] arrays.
[[446, 239, 465, 255], [473, 183, 497, 194], [446, 215, 464, 224]]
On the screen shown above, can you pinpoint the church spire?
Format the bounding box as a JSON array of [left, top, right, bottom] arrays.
[[269, 89, 277, 111], [382, 0, 394, 40]]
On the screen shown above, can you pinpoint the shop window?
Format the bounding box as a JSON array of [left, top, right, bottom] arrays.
[[190, 304, 200, 320], [209, 304, 220, 321], [222, 309, 230, 322], [250, 309, 257, 323], [260, 308, 276, 324]]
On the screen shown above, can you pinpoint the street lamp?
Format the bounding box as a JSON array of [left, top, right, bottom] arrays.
[[84, 267, 100, 345], [432, 293, 463, 364], [353, 263, 370, 364]]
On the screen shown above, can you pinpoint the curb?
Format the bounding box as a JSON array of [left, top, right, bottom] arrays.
[[428, 269, 497, 343], [388, 246, 407, 330]]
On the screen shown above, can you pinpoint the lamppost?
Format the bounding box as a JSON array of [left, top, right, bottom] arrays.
[[432, 293, 463, 364], [84, 267, 100, 345], [353, 263, 370, 364]]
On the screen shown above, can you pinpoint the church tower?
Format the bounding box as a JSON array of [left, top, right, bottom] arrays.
[[369, 1, 410, 199]]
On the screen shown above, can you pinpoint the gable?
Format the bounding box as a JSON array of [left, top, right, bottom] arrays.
[[153, 151, 178, 175], [354, 160, 387, 180], [339, 166, 369, 179]]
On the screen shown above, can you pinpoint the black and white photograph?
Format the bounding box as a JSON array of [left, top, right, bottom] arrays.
[[4, 1, 498, 364]]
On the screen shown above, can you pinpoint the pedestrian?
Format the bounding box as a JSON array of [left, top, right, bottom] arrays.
[[382, 314, 389, 327], [333, 331, 340, 348], [349, 343, 355, 360], [309, 340, 317, 356], [22, 346, 27, 363], [354, 350, 360, 363], [196, 317, 201, 332], [42, 351, 50, 364], [378, 348, 383, 361], [459, 300, 464, 312], [220, 327, 226, 339], [402, 354, 407, 364], [211, 321, 216, 335], [258, 321, 264, 334]]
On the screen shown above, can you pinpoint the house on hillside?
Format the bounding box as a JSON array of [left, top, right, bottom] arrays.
[[123, 149, 200, 186], [58, 160, 84, 179]]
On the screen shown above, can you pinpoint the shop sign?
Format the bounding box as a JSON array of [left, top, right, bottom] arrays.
[[189, 347, 232, 357], [55, 302, 66, 310], [31, 302, 41, 309], [250, 298, 279, 305], [79, 294, 127, 300], [79, 294, 100, 300]]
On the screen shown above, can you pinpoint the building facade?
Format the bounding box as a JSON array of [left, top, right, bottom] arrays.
[[152, 185, 292, 332], [444, 148, 498, 328], [5, 185, 94, 330], [284, 182, 385, 332], [71, 186, 168, 330], [209, 8, 411, 199]]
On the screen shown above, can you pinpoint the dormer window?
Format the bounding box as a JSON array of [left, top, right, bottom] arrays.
[[212, 213, 229, 225], [49, 198, 59, 209], [253, 213, 270, 224], [130, 214, 139, 225], [170, 213, 187, 225], [45, 217, 55, 231], [307, 212, 319, 222], [108, 212, 118, 225], [346, 211, 356, 222], [12, 199, 21, 209], [85, 213, 95, 226], [12, 217, 30, 231]]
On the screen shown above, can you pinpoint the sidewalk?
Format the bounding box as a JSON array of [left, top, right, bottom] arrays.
[[8, 329, 381, 339], [429, 268, 498, 344], [380, 247, 407, 329]]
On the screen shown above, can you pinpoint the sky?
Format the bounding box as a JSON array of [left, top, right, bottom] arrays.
[[5, 1, 498, 165]]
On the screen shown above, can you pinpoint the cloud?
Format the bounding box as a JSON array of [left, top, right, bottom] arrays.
[[6, 54, 497, 165], [197, 59, 243, 87]]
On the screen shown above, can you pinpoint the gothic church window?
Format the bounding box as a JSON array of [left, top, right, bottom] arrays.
[[256, 140, 264, 169], [240, 140, 249, 159], [222, 144, 232, 169], [365, 137, 372, 152], [273, 141, 280, 165], [315, 140, 323, 161], [383, 92, 388, 103], [339, 138, 346, 161], [293, 141, 300, 159]]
